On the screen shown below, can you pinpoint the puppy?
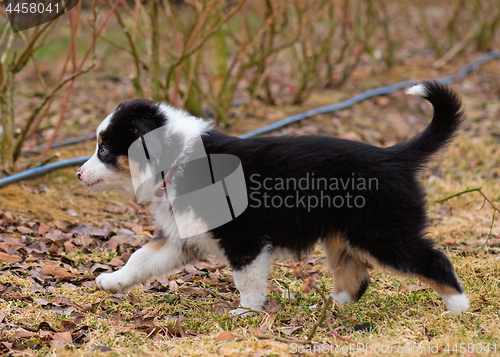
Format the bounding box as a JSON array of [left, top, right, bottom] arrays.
[[77, 81, 469, 314]]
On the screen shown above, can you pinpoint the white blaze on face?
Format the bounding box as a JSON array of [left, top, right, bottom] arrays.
[[78, 113, 117, 192]]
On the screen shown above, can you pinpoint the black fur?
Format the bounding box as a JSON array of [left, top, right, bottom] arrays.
[[101, 80, 465, 299]]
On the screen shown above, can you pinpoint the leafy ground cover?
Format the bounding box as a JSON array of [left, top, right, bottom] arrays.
[[1, 56, 500, 356]]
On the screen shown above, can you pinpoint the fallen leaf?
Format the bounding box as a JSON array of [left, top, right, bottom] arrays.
[[52, 331, 73, 345], [12, 329, 36, 339], [134, 310, 157, 329], [214, 331, 235, 343], [61, 320, 77, 332], [41, 265, 76, 278], [55, 220, 75, 233], [247, 326, 264, 335], [0, 252, 22, 263], [279, 325, 302, 336], [175, 316, 188, 338], [443, 238, 456, 244], [407, 284, 427, 293], [17, 226, 33, 234], [108, 257, 124, 267]]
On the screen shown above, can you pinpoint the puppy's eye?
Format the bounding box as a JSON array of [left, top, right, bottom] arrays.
[[99, 146, 108, 155]]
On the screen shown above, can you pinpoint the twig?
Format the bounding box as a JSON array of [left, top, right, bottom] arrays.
[[436, 187, 500, 245], [254, 334, 312, 344], [328, 325, 360, 344], [41, 0, 124, 157], [12, 65, 95, 161], [307, 295, 332, 341]]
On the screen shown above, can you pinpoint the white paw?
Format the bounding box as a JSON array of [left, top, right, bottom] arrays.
[[442, 293, 469, 314], [95, 272, 135, 294], [229, 308, 257, 316], [331, 291, 354, 304]]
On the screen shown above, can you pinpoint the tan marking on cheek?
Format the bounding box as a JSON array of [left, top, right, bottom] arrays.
[[116, 156, 130, 174], [98, 136, 102, 145]]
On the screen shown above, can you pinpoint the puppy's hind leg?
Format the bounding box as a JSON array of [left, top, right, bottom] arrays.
[[367, 236, 469, 314], [412, 247, 469, 314], [96, 237, 194, 294], [324, 238, 370, 304], [230, 246, 273, 315]]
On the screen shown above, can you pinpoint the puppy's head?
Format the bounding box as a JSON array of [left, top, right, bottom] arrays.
[[77, 99, 166, 197], [77, 100, 212, 199]]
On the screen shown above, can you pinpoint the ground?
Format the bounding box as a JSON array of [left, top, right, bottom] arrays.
[[1, 54, 500, 356]]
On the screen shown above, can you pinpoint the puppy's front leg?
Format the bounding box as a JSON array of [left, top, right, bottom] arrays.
[[96, 238, 186, 294]]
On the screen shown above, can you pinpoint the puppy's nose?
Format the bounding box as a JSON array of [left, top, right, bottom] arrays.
[[76, 168, 83, 180]]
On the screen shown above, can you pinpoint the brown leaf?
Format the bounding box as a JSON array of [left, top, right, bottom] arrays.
[[184, 264, 205, 275], [400, 282, 408, 292], [175, 316, 188, 338], [179, 286, 216, 298], [341, 314, 360, 325], [61, 320, 77, 332], [267, 283, 282, 294], [63, 240, 78, 254], [145, 326, 163, 339], [51, 331, 73, 345], [116, 326, 132, 334], [246, 326, 264, 335], [279, 325, 302, 336], [105, 205, 128, 214], [3, 211, 14, 222], [41, 265, 76, 278], [17, 226, 33, 235], [169, 280, 179, 292], [0, 252, 22, 263], [407, 284, 427, 293], [90, 263, 111, 275], [55, 220, 75, 233], [0, 311, 5, 323], [214, 331, 235, 343], [12, 329, 36, 339], [108, 257, 124, 267], [443, 238, 456, 244], [89, 225, 112, 237], [264, 296, 281, 314], [134, 310, 157, 329]]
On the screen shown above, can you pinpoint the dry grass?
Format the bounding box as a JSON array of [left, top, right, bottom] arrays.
[[1, 59, 500, 356]]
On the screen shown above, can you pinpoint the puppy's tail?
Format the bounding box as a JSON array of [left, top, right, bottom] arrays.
[[389, 80, 464, 167]]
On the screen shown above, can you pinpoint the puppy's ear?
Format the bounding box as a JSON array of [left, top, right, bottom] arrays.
[[132, 121, 163, 160]]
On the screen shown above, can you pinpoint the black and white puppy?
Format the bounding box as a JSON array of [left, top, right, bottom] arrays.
[[77, 81, 469, 314]]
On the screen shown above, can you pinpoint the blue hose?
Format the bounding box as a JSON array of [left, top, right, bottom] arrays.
[[1, 50, 499, 189], [0, 156, 92, 188]]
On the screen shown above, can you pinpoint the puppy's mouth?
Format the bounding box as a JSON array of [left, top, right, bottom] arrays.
[[87, 179, 103, 188]]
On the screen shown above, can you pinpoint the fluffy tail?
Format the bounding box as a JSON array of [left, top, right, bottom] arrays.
[[390, 80, 464, 167]]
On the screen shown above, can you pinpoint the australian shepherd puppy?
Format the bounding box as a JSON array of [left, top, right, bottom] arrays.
[[77, 81, 469, 314]]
